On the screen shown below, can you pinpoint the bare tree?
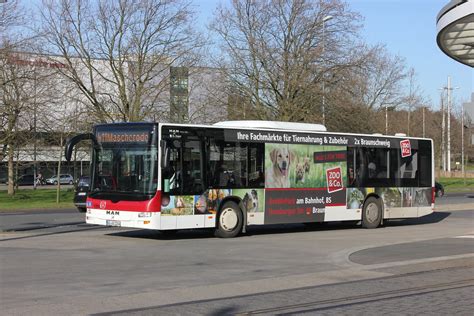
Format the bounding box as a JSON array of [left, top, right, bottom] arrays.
[[211, 0, 366, 122], [39, 0, 206, 122], [0, 1, 34, 195], [355, 48, 408, 111], [323, 46, 418, 132]]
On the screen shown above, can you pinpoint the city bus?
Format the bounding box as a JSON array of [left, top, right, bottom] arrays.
[[65, 121, 435, 238]]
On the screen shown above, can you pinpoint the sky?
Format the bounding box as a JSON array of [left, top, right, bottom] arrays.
[[196, 0, 473, 112], [21, 0, 472, 112]]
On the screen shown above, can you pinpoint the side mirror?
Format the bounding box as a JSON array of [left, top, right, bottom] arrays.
[[65, 133, 98, 162]]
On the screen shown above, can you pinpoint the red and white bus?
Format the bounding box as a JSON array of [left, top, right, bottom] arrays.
[[65, 121, 435, 238]]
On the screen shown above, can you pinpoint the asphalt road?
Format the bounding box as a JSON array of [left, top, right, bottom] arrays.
[[0, 195, 473, 315]]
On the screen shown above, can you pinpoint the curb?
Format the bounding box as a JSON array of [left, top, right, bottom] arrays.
[[435, 203, 474, 212]]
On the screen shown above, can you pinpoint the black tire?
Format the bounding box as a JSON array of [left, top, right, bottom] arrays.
[[69, 180, 73, 185], [215, 201, 243, 238], [54, 181, 58, 185], [77, 207, 86, 213], [361, 196, 382, 229]]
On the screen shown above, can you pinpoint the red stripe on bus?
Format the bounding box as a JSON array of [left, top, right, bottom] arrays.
[[87, 191, 161, 212]]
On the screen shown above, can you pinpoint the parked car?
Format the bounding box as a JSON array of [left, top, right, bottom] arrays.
[[16, 174, 35, 186], [74, 176, 90, 213], [435, 182, 444, 198], [45, 174, 74, 185]]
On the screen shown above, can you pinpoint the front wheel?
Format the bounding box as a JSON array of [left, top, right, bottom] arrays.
[[362, 197, 382, 229], [215, 201, 243, 238]]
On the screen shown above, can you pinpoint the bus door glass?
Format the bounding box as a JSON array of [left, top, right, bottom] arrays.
[[164, 136, 204, 195]]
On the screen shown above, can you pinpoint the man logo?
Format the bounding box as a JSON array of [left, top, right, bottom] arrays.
[[100, 201, 106, 209], [106, 211, 119, 216]]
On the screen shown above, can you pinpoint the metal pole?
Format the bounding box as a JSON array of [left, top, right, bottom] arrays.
[[33, 69, 37, 189], [322, 20, 326, 126], [462, 104, 465, 184], [440, 91, 446, 171], [385, 105, 388, 134], [447, 76, 451, 172], [322, 15, 332, 126], [422, 106, 425, 138]]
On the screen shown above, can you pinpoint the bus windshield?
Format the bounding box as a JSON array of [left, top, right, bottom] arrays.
[[91, 143, 158, 197], [89, 123, 158, 199]]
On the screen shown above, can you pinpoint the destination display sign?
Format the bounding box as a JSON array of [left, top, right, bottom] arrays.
[[95, 124, 155, 145], [97, 132, 149, 143]]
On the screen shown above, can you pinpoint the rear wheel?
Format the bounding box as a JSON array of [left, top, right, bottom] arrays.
[[362, 197, 382, 229], [215, 201, 243, 238]]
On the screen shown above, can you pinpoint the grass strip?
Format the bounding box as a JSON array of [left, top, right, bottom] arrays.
[[436, 177, 474, 193], [0, 189, 75, 211]]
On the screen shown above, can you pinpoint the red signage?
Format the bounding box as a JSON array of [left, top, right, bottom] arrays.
[[400, 139, 411, 158], [326, 166, 343, 193], [314, 150, 347, 164]]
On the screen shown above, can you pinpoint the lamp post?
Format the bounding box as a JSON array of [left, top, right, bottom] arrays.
[[322, 15, 333, 126], [439, 89, 446, 171], [445, 76, 459, 173], [462, 104, 465, 184], [422, 105, 425, 138]]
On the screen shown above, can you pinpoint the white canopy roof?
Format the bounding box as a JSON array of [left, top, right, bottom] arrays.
[[437, 0, 474, 67]]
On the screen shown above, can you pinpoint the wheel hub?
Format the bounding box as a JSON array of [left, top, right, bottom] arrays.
[[220, 208, 238, 231], [366, 202, 379, 223]]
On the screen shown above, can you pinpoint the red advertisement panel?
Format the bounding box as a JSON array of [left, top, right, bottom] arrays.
[[326, 166, 343, 193], [400, 139, 411, 158]]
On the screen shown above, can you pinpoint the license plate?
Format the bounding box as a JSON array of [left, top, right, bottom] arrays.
[[78, 192, 86, 196], [106, 220, 121, 227]]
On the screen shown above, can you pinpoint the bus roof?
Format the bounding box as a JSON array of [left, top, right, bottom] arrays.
[[213, 120, 327, 132], [158, 121, 432, 142]]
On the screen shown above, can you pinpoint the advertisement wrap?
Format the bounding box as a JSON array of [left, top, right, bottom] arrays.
[[159, 128, 428, 226]]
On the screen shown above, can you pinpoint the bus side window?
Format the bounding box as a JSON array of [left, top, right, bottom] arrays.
[[347, 148, 356, 187], [418, 142, 432, 187], [208, 140, 248, 188], [389, 148, 418, 187], [248, 143, 265, 188], [354, 147, 390, 187]]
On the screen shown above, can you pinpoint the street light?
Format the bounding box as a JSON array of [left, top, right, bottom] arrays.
[[322, 15, 333, 126], [444, 76, 459, 173]]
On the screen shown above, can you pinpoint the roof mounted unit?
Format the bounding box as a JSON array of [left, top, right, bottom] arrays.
[[395, 133, 407, 137], [213, 120, 327, 132]]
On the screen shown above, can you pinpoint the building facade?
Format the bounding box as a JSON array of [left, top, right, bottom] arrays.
[[0, 53, 228, 183]]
